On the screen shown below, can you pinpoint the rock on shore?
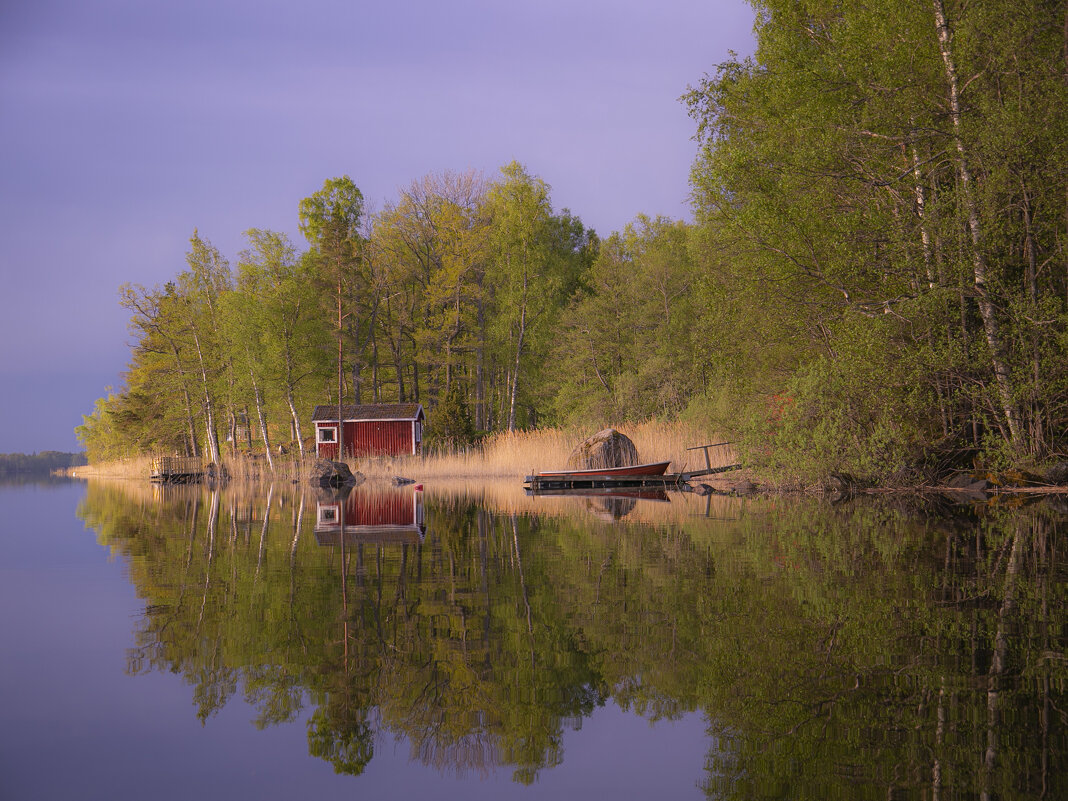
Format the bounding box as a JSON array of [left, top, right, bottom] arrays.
[[308, 459, 365, 488]]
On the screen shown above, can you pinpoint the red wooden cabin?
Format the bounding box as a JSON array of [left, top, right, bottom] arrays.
[[312, 403, 425, 458]]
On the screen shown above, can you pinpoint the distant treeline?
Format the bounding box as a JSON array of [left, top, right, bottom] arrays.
[[79, 1, 1068, 481], [0, 451, 88, 475]]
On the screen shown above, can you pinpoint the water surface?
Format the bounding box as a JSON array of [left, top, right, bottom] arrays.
[[1, 478, 1065, 799]]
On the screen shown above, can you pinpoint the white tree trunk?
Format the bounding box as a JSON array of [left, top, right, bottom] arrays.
[[932, 0, 1024, 449], [192, 329, 221, 464]]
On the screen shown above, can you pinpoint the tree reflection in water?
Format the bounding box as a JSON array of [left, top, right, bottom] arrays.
[[79, 481, 1068, 796]]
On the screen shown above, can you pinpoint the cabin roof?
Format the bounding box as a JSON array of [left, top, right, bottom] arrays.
[[312, 403, 425, 422]]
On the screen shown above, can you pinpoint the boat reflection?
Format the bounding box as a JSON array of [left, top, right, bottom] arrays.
[[529, 486, 669, 521], [314, 484, 426, 545]]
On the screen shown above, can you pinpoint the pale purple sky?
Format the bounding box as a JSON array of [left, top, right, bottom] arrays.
[[0, 0, 754, 453]]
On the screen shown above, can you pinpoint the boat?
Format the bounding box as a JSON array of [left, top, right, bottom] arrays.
[[532, 461, 671, 479]]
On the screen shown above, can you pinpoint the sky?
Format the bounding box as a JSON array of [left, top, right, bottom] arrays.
[[0, 0, 755, 454]]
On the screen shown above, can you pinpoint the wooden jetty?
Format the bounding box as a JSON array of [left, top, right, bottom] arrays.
[[525, 464, 740, 493], [526, 486, 671, 501], [524, 443, 740, 493], [151, 456, 204, 484]]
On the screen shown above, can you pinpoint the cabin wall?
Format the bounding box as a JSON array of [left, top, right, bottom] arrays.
[[315, 416, 423, 458], [314, 422, 414, 458], [348, 420, 414, 456], [315, 422, 339, 459]]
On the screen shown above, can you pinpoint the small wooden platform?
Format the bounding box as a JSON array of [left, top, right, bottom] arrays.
[[151, 457, 203, 484], [526, 474, 685, 492], [524, 463, 741, 493]]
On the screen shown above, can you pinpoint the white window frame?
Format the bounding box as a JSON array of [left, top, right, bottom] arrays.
[[317, 425, 338, 443]]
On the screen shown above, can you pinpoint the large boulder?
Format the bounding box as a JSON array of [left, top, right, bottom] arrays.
[[1046, 462, 1068, 485], [825, 472, 858, 494], [566, 428, 639, 471], [945, 472, 993, 491], [307, 459, 365, 488]]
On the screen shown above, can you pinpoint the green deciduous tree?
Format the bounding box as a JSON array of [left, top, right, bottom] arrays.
[[300, 176, 366, 458], [683, 0, 1068, 478]]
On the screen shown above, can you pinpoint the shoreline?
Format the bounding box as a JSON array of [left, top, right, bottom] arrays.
[[63, 462, 1068, 498]]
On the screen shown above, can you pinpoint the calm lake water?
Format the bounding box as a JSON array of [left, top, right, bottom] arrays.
[[1, 477, 1065, 799]]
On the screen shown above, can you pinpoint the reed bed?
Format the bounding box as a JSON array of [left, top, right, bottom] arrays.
[[69, 453, 306, 483], [67, 454, 155, 480], [70, 420, 736, 484], [360, 419, 735, 479], [221, 455, 305, 483]]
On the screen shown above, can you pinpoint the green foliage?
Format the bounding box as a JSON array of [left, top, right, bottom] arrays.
[[736, 314, 940, 481], [683, 0, 1068, 477], [425, 382, 478, 449], [76, 392, 128, 462], [298, 176, 364, 248], [549, 216, 700, 424], [86, 165, 598, 462]]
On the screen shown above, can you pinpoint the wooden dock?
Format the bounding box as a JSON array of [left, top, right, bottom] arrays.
[[151, 456, 204, 484], [524, 463, 740, 493], [525, 441, 740, 494]]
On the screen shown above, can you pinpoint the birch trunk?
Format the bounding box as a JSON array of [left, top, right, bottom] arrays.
[[286, 389, 305, 461], [192, 329, 221, 464], [1021, 185, 1045, 452], [245, 348, 274, 470], [507, 272, 528, 432], [932, 0, 1025, 450], [476, 287, 486, 430], [910, 142, 936, 288], [171, 343, 200, 458]]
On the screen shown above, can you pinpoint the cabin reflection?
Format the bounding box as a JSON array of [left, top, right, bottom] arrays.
[[314, 484, 426, 545]]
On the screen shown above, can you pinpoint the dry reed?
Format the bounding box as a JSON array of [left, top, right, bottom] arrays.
[[67, 454, 155, 480], [70, 420, 736, 484], [358, 419, 735, 479], [69, 453, 305, 483]]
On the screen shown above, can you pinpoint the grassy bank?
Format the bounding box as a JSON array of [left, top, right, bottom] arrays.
[[69, 420, 736, 482]]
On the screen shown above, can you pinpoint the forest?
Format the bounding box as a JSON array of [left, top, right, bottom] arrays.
[[0, 451, 87, 476], [77, 0, 1068, 482]]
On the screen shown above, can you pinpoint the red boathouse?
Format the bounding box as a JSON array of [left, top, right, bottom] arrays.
[[312, 403, 426, 458]]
